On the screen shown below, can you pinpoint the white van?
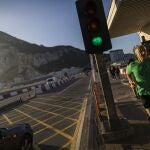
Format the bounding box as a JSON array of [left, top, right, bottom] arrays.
[[46, 77, 58, 84]]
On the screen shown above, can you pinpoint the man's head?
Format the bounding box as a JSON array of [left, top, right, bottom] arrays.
[[133, 45, 147, 62]]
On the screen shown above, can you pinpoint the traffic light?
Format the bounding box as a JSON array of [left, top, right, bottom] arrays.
[[76, 0, 112, 54]]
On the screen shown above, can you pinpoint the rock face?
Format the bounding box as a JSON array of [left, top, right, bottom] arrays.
[[0, 31, 90, 83]]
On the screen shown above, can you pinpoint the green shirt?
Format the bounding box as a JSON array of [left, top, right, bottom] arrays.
[[127, 58, 150, 95]]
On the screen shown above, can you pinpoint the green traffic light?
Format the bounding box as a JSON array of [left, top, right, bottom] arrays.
[[92, 36, 102, 46]]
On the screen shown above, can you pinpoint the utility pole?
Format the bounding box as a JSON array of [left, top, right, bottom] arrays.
[[89, 54, 96, 82], [76, 0, 122, 129], [94, 54, 119, 129], [76, 0, 132, 141]]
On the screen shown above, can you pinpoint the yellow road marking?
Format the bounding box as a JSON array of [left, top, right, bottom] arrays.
[[9, 115, 26, 121], [39, 122, 76, 144], [31, 123, 39, 128], [29, 109, 78, 129], [30, 100, 78, 111], [13, 117, 28, 123], [32, 107, 79, 125], [15, 109, 72, 140], [70, 97, 87, 150], [36, 97, 82, 104], [0, 121, 7, 124], [38, 133, 58, 144], [59, 142, 71, 150], [34, 127, 47, 135], [4, 113, 19, 118], [44, 112, 78, 126], [0, 117, 6, 121], [24, 104, 77, 121], [43, 111, 79, 127], [2, 114, 13, 125], [28, 102, 68, 113]]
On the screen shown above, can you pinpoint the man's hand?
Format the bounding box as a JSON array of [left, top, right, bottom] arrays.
[[129, 81, 136, 88]]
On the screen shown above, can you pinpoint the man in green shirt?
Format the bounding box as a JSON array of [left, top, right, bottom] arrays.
[[126, 45, 150, 121]]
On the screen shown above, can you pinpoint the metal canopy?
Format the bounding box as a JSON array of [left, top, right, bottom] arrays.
[[107, 0, 150, 38]]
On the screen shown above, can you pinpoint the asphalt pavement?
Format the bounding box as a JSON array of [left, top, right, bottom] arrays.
[[0, 76, 90, 150], [103, 77, 150, 150]]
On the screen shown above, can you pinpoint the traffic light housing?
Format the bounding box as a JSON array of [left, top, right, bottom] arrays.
[[76, 0, 112, 54]]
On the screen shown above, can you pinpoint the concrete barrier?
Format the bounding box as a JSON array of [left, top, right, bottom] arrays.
[[0, 88, 36, 112], [10, 91, 18, 96], [0, 95, 4, 100], [0, 77, 72, 101], [45, 84, 50, 90], [35, 85, 43, 94]]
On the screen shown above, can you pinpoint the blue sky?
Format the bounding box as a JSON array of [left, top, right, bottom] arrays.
[[0, 0, 141, 53]]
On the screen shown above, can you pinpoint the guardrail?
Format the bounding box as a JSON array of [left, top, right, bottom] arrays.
[[0, 88, 36, 112]]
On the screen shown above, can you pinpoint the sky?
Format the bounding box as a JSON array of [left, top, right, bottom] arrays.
[[0, 0, 141, 53]]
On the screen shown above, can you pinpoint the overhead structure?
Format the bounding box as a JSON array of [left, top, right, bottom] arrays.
[[107, 0, 150, 39]]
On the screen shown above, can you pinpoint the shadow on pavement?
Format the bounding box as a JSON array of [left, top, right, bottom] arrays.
[[108, 101, 150, 145], [39, 144, 69, 150], [117, 102, 147, 120]]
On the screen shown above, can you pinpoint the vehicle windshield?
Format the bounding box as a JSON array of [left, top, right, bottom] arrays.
[[47, 79, 53, 82]]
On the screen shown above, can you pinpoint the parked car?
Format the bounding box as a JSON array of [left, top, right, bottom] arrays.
[[46, 77, 57, 83], [0, 123, 33, 150]]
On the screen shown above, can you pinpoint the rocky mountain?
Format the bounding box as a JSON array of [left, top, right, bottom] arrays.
[[0, 31, 90, 83]]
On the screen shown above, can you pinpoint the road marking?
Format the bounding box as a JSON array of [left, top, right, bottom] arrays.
[[2, 114, 13, 124], [13, 117, 28, 123], [36, 97, 82, 105], [30, 100, 78, 111], [8, 115, 26, 121], [31, 123, 39, 128], [4, 113, 19, 118], [46, 95, 84, 100], [39, 122, 76, 144], [15, 108, 72, 140], [0, 118, 6, 121], [34, 127, 47, 135], [43, 111, 79, 126], [0, 121, 8, 125], [38, 133, 58, 144], [59, 142, 71, 150], [71, 97, 87, 150], [57, 79, 81, 95], [24, 104, 77, 121]]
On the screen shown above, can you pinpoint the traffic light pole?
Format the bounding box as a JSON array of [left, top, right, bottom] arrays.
[[89, 54, 96, 82], [94, 53, 120, 129]]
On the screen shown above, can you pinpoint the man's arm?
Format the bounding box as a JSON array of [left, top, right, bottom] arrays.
[[126, 73, 136, 88], [126, 64, 136, 88]]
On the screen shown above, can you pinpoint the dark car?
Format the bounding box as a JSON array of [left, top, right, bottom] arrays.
[[0, 123, 33, 150]]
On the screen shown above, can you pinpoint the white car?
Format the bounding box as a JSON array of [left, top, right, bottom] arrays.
[[46, 77, 58, 86]]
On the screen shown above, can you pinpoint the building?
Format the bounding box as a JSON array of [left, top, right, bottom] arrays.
[[109, 49, 125, 63], [124, 53, 134, 63]]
